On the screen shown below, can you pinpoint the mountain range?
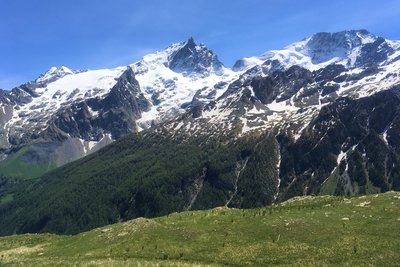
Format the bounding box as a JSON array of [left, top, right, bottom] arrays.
[[1, 29, 400, 235]]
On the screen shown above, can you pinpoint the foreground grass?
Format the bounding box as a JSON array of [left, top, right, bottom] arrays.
[[0, 192, 399, 266]]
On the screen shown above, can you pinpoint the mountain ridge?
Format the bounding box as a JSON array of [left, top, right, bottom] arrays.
[[0, 29, 399, 179]]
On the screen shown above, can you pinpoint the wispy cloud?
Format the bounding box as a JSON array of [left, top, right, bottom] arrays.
[[99, 47, 157, 68]]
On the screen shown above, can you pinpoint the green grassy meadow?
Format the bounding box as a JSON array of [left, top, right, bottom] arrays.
[[0, 192, 399, 266]]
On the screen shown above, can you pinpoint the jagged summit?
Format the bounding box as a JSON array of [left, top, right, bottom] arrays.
[[166, 37, 225, 76], [186, 36, 196, 46], [135, 37, 224, 76], [131, 37, 236, 128]]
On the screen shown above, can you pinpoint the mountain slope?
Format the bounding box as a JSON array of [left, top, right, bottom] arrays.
[[2, 85, 400, 236], [0, 38, 238, 178], [1, 192, 399, 266], [0, 130, 279, 235]]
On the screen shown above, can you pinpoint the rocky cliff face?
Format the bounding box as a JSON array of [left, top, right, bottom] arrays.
[[276, 87, 400, 200], [168, 37, 224, 76]]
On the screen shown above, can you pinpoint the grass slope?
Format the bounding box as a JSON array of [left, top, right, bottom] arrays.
[[0, 192, 399, 266], [0, 146, 56, 179]]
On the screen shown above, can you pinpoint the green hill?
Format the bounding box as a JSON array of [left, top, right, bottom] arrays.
[[0, 192, 399, 266], [0, 132, 280, 236]]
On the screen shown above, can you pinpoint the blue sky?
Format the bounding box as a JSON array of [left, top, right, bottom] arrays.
[[1, 0, 400, 89]]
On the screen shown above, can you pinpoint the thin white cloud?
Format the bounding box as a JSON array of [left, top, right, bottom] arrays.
[[100, 47, 157, 68]]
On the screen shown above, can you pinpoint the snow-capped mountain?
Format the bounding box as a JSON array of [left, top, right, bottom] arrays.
[[191, 30, 400, 139], [131, 37, 238, 129], [0, 30, 400, 179], [0, 37, 241, 171], [2, 30, 400, 234]]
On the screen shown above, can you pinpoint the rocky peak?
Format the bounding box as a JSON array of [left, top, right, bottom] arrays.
[[167, 37, 224, 76], [186, 36, 196, 47], [102, 66, 150, 114], [115, 66, 139, 89]]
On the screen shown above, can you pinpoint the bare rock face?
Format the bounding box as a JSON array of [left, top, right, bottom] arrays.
[[168, 37, 224, 76]]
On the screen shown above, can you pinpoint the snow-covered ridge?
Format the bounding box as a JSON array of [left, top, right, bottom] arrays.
[[5, 66, 126, 135], [34, 65, 89, 85], [234, 30, 399, 72], [36, 67, 126, 101]]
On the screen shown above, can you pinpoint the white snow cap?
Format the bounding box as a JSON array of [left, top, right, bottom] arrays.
[[36, 65, 74, 83]]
